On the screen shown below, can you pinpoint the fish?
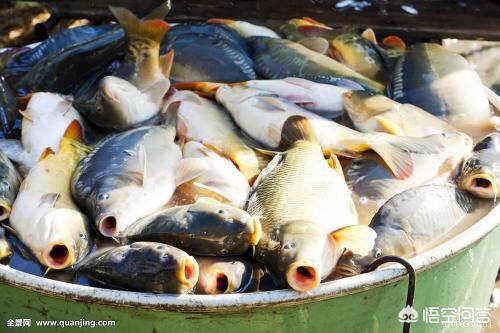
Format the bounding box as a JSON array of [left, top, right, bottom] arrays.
[[246, 118, 376, 291], [343, 91, 460, 137], [216, 84, 445, 179], [207, 19, 279, 38], [248, 36, 385, 93], [0, 77, 20, 139], [74, 6, 172, 131], [77, 242, 199, 293], [458, 133, 500, 199], [4, 24, 115, 79], [333, 184, 488, 278], [195, 257, 263, 294], [0, 93, 86, 173], [0, 151, 21, 221], [239, 77, 352, 117], [15, 27, 126, 95], [160, 22, 251, 55], [71, 126, 199, 237], [177, 141, 250, 208], [9, 121, 91, 269], [327, 32, 387, 82], [388, 43, 497, 140], [161, 27, 256, 83], [121, 197, 261, 256], [0, 225, 12, 259], [346, 133, 472, 225], [164, 90, 260, 183]]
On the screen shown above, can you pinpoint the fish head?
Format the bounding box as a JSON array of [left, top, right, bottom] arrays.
[[458, 148, 500, 199], [37, 208, 90, 270], [266, 220, 339, 292], [331, 247, 383, 279], [97, 76, 141, 129], [343, 91, 396, 123], [187, 197, 262, 254], [93, 178, 136, 237], [197, 259, 251, 294]]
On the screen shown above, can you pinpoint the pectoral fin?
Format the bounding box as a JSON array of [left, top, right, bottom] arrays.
[[175, 158, 208, 186], [159, 50, 174, 78], [39, 193, 61, 207], [297, 37, 330, 54], [330, 225, 376, 256], [327, 153, 345, 180]]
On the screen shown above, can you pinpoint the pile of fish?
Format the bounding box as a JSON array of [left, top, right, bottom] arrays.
[[0, 2, 499, 294]]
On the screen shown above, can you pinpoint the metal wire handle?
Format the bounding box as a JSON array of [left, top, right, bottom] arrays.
[[362, 256, 416, 333]]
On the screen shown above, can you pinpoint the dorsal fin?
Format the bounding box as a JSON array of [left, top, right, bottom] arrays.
[[279, 115, 318, 148], [143, 0, 171, 20], [109, 6, 170, 42]]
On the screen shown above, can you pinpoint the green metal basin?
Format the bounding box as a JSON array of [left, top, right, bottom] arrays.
[[1, 204, 499, 333]]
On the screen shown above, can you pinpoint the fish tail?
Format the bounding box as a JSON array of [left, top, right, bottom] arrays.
[[173, 82, 223, 98], [367, 134, 444, 179], [110, 6, 170, 43], [279, 115, 319, 148]]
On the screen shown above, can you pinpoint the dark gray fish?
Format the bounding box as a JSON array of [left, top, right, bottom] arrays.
[[0, 151, 20, 221], [77, 242, 199, 293], [0, 77, 20, 139], [458, 133, 500, 199], [332, 184, 488, 278], [162, 34, 256, 83], [15, 28, 126, 95], [195, 257, 263, 294], [4, 25, 115, 78], [71, 126, 183, 237], [388, 43, 493, 140], [121, 197, 261, 256], [248, 36, 385, 93], [161, 22, 250, 55]]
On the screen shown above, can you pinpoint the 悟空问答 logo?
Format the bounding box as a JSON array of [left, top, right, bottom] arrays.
[[398, 305, 419, 323]]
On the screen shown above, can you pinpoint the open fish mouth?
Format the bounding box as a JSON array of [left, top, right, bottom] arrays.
[[98, 215, 119, 237], [464, 173, 498, 199], [207, 270, 233, 294], [0, 200, 12, 221], [286, 262, 321, 292], [43, 241, 75, 269], [177, 256, 200, 288]]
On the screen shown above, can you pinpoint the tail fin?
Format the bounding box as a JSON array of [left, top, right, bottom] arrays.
[[143, 0, 171, 20], [360, 134, 443, 179], [110, 6, 170, 43], [39, 148, 55, 161], [279, 115, 318, 148], [173, 82, 223, 99]]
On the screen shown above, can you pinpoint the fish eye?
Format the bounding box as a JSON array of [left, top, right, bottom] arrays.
[[221, 249, 228, 255], [217, 209, 227, 215], [374, 248, 383, 258], [97, 106, 104, 113], [79, 233, 86, 240], [441, 133, 449, 138], [283, 243, 295, 250], [98, 193, 109, 201], [0, 181, 9, 189]]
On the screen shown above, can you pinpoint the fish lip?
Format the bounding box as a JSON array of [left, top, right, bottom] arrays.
[[248, 216, 262, 246], [286, 261, 321, 292], [177, 256, 199, 287], [0, 200, 12, 221], [97, 215, 120, 237], [207, 270, 233, 294], [463, 173, 498, 199], [42, 241, 75, 270]]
